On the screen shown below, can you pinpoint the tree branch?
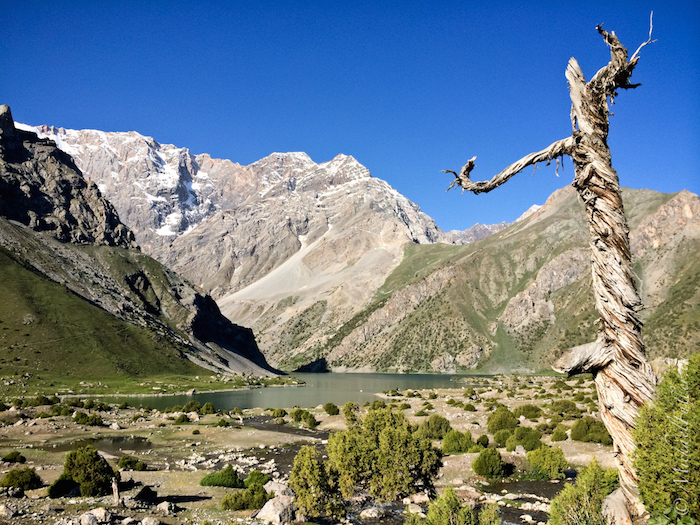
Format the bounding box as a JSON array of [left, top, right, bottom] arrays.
[[443, 136, 575, 194], [552, 340, 613, 376]]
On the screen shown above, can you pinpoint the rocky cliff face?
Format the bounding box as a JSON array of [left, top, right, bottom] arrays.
[[259, 185, 700, 372], [1, 106, 275, 376]]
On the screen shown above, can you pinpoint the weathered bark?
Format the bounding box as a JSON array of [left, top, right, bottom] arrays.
[[445, 21, 656, 519]]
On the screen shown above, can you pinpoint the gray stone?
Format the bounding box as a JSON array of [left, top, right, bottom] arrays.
[[80, 512, 99, 525], [360, 507, 385, 519], [140, 518, 161, 525], [263, 481, 294, 497], [0, 504, 17, 518], [256, 495, 295, 525]]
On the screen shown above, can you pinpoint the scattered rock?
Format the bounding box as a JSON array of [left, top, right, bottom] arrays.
[[80, 511, 99, 525], [87, 507, 111, 522], [156, 501, 178, 515], [140, 518, 161, 525]]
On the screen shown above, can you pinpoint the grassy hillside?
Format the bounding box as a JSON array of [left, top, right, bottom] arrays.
[[273, 187, 699, 372], [0, 245, 209, 395]]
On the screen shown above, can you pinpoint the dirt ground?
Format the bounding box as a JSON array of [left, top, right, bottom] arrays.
[[0, 375, 615, 524]]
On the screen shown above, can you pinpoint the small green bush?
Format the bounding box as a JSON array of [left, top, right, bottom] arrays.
[[200, 465, 244, 488], [486, 407, 518, 434], [323, 402, 340, 416], [62, 446, 117, 497], [442, 430, 474, 454], [551, 428, 568, 442], [0, 466, 42, 490], [183, 400, 201, 413], [548, 399, 582, 419], [526, 446, 568, 480], [221, 483, 272, 510], [570, 417, 612, 445], [342, 402, 359, 424], [493, 429, 513, 448], [73, 411, 103, 426], [2, 450, 27, 463], [271, 408, 287, 418], [245, 469, 271, 488], [476, 434, 489, 448], [463, 403, 477, 412], [416, 414, 452, 440], [398, 402, 411, 410], [117, 455, 147, 471], [47, 473, 78, 498], [174, 413, 190, 424], [513, 404, 543, 420], [548, 458, 618, 525], [370, 400, 387, 410], [472, 448, 506, 478], [201, 402, 216, 414]]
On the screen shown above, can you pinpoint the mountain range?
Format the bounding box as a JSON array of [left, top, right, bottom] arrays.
[[6, 110, 699, 375]]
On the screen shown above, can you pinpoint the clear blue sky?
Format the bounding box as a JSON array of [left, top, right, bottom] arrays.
[[2, 1, 698, 231]]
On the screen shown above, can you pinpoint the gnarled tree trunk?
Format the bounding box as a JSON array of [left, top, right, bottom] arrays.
[[443, 22, 656, 521]]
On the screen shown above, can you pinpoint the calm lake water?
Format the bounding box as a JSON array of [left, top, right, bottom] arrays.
[[100, 373, 486, 411]]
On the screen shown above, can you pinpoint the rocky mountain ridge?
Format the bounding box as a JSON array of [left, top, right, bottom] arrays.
[[1, 105, 275, 377], [13, 115, 698, 373]]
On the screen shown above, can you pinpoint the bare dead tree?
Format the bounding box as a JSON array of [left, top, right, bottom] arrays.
[[444, 20, 656, 520]]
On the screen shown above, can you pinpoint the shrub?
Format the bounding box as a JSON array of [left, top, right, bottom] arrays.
[[551, 428, 568, 442], [526, 446, 568, 480], [327, 408, 442, 501], [201, 402, 216, 414], [633, 353, 699, 518], [416, 414, 452, 440], [301, 411, 318, 429], [221, 483, 272, 511], [570, 417, 612, 445], [117, 455, 147, 471], [2, 450, 27, 463], [478, 502, 502, 525], [0, 466, 42, 490], [472, 448, 506, 478], [414, 409, 429, 417], [370, 400, 387, 410], [548, 399, 581, 419], [73, 411, 103, 426], [486, 408, 518, 434], [342, 402, 359, 424], [548, 458, 618, 525], [323, 402, 340, 416], [463, 403, 477, 412], [493, 429, 513, 448], [513, 404, 543, 420], [271, 408, 287, 418], [245, 469, 271, 488], [183, 400, 201, 413], [192, 429, 200, 435], [476, 434, 489, 448], [200, 464, 244, 488], [290, 445, 345, 519], [47, 473, 78, 498], [62, 446, 117, 497], [419, 486, 476, 525], [174, 413, 190, 424], [398, 402, 411, 410], [442, 430, 474, 454]]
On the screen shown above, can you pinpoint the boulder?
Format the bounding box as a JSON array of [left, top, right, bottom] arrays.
[[405, 503, 426, 518], [256, 495, 295, 525], [87, 507, 111, 522], [0, 504, 17, 518], [141, 518, 161, 525], [360, 507, 385, 519], [80, 512, 99, 525], [264, 481, 294, 497]]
